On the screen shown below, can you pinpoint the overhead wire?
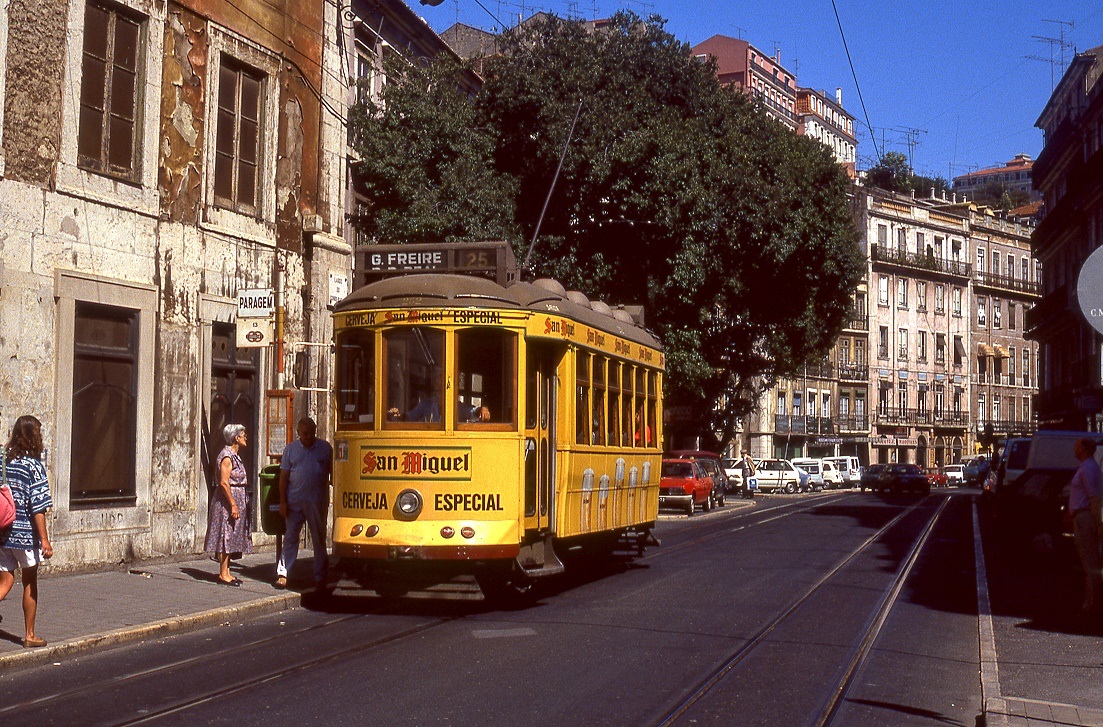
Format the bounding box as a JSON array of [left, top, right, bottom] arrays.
[[828, 0, 881, 163]]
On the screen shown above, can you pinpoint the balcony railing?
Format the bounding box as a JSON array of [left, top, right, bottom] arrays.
[[973, 270, 1041, 296], [843, 310, 869, 331], [876, 409, 969, 427], [975, 419, 1038, 434], [834, 415, 869, 432], [774, 415, 835, 435], [837, 363, 869, 381], [805, 361, 834, 379], [871, 244, 972, 278]]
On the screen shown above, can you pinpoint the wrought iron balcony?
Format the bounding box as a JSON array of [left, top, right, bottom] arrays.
[[871, 244, 972, 278], [837, 363, 869, 381], [834, 415, 869, 432], [973, 270, 1041, 296]]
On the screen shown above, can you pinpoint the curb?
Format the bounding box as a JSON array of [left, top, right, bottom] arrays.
[[0, 592, 302, 672]]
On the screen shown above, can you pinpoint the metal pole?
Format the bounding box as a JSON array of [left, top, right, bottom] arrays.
[[523, 99, 584, 272]]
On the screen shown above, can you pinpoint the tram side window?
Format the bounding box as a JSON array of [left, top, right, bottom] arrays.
[[608, 362, 621, 446], [384, 327, 445, 427], [646, 370, 658, 447], [576, 352, 591, 445], [593, 357, 607, 446], [336, 329, 375, 428], [456, 328, 516, 427], [621, 364, 633, 447], [634, 368, 646, 447]]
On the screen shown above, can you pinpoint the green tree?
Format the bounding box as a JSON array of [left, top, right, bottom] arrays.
[[349, 13, 863, 449], [864, 151, 913, 193], [347, 56, 519, 244]]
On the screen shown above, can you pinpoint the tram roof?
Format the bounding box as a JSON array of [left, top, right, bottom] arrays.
[[334, 274, 661, 350]]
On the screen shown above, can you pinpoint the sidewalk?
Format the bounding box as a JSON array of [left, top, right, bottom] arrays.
[[0, 549, 304, 671]]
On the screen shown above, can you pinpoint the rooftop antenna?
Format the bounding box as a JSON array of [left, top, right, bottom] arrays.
[[730, 24, 746, 40], [1027, 19, 1075, 91], [893, 126, 927, 171]]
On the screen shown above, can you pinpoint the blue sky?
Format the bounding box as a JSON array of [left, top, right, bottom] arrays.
[[414, 0, 1103, 180]]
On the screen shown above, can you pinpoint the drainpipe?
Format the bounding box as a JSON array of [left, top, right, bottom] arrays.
[[276, 259, 286, 390]]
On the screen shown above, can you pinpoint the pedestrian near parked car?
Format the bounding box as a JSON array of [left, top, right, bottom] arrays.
[[275, 418, 333, 589], [0, 415, 54, 648], [204, 424, 253, 586], [1068, 437, 1103, 612], [740, 451, 756, 499]]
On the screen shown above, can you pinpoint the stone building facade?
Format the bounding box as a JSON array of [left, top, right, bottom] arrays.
[[0, 0, 352, 569], [741, 187, 1040, 467], [1029, 45, 1103, 431]]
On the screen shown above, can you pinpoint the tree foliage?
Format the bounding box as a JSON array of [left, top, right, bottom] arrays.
[[348, 13, 863, 449], [864, 151, 950, 199]]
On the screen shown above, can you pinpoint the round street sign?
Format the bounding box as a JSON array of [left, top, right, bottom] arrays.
[[1077, 245, 1103, 335]]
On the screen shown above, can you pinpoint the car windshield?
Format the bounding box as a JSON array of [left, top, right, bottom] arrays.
[[889, 464, 923, 474], [662, 462, 694, 478], [1006, 441, 1031, 468], [865, 465, 885, 475]]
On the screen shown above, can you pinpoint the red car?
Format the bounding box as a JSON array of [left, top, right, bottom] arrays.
[[927, 467, 948, 488], [659, 458, 715, 516]]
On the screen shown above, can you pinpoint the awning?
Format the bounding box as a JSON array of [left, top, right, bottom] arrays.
[[995, 345, 1010, 358], [954, 337, 967, 360], [978, 344, 993, 357]]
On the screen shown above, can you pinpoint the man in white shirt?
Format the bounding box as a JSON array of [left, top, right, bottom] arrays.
[[275, 418, 333, 589]]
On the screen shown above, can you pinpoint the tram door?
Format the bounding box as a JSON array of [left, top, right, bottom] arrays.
[[524, 343, 558, 533]]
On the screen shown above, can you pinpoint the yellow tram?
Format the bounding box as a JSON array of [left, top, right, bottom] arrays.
[[330, 244, 663, 595]]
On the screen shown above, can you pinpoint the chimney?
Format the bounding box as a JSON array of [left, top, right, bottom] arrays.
[[929, 187, 936, 199], [942, 189, 948, 202], [953, 193, 958, 204], [835, 87, 842, 105]]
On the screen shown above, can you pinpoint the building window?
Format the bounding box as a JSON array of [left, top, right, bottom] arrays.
[[897, 384, 907, 415], [878, 224, 888, 246], [879, 326, 889, 359], [1007, 255, 1015, 279], [897, 228, 907, 254], [918, 330, 927, 362], [952, 287, 962, 317], [1008, 303, 1016, 330], [897, 279, 908, 308], [77, 2, 142, 181], [977, 298, 986, 326], [992, 251, 1000, 278], [840, 338, 851, 364], [898, 328, 908, 360], [953, 335, 965, 366], [1022, 396, 1030, 421], [777, 391, 787, 416], [1023, 349, 1030, 386], [1009, 347, 1016, 378], [935, 284, 945, 314], [916, 281, 927, 311], [992, 299, 1002, 328], [978, 392, 986, 422], [1021, 258, 1029, 282], [793, 392, 803, 417], [878, 276, 889, 305], [214, 59, 263, 213], [935, 236, 944, 258], [977, 248, 986, 273], [72, 302, 139, 504], [936, 333, 946, 364]]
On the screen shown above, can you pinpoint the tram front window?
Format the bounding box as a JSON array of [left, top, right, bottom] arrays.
[[336, 329, 375, 428], [384, 327, 445, 427], [456, 328, 516, 428]]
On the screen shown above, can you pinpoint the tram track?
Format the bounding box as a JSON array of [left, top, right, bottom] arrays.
[[644, 492, 855, 562], [652, 493, 950, 727], [0, 610, 458, 724]]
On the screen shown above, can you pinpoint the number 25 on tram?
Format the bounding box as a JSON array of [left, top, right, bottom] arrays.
[[329, 273, 663, 595]]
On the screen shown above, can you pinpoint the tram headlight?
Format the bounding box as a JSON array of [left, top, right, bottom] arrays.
[[396, 489, 423, 519], [365, 524, 379, 537]]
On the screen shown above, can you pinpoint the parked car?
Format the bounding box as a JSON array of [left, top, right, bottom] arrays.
[[964, 457, 991, 486], [823, 456, 861, 487], [994, 431, 1103, 542], [791, 459, 825, 491], [879, 463, 930, 495], [667, 450, 728, 504], [926, 467, 948, 488], [754, 459, 803, 494], [942, 464, 965, 486], [820, 460, 845, 489], [659, 459, 714, 515], [859, 464, 886, 492], [721, 458, 744, 492]]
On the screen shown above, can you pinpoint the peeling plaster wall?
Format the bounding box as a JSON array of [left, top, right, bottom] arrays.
[[159, 8, 207, 225], [2, 0, 67, 187], [0, 0, 347, 571]]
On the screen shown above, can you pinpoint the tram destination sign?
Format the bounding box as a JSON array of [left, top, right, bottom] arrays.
[[356, 242, 518, 286]]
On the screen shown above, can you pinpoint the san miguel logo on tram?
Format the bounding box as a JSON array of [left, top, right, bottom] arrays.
[[543, 317, 576, 338], [362, 450, 472, 477]]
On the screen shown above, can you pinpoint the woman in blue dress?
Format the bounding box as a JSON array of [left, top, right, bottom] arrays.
[[0, 415, 54, 648]]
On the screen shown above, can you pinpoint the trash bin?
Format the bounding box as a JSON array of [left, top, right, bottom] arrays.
[[259, 464, 285, 535]]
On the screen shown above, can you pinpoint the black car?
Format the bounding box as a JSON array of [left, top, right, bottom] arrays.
[[859, 464, 886, 492], [879, 463, 930, 495]]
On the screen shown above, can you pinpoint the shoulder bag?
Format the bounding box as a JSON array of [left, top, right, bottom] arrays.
[[0, 451, 16, 530]]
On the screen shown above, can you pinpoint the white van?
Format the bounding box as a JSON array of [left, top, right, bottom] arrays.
[[823, 456, 860, 487], [792, 458, 845, 490]]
